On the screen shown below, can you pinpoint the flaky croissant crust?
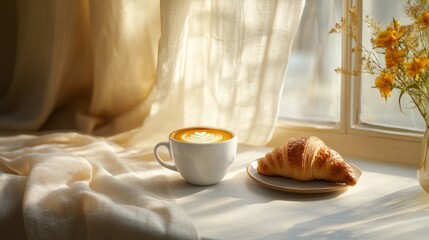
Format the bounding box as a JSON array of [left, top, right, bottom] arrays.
[[257, 136, 357, 186]]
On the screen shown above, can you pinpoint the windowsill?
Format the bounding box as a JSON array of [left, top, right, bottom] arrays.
[[172, 144, 427, 239]]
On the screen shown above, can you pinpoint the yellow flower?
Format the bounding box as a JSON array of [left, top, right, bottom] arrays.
[[375, 72, 395, 99], [385, 47, 406, 69], [405, 56, 429, 78], [333, 1, 429, 122], [372, 19, 406, 48], [372, 27, 399, 48], [418, 11, 429, 27]]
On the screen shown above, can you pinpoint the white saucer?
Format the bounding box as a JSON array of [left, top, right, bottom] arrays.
[[246, 159, 362, 193]]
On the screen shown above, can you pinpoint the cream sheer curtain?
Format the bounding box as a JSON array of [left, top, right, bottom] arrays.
[[0, 0, 304, 239], [128, 0, 305, 147], [0, 0, 159, 135], [0, 0, 303, 146]]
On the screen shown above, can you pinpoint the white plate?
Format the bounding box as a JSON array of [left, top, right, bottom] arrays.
[[246, 159, 362, 193]]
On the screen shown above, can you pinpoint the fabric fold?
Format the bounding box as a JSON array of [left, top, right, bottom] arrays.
[[0, 133, 199, 240]]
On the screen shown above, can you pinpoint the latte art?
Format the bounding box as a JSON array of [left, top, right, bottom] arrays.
[[172, 127, 233, 143], [182, 131, 223, 143]]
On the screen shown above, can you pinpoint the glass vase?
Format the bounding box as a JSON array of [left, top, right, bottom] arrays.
[[418, 127, 429, 193]]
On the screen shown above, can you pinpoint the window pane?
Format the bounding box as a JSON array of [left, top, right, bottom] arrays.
[[359, 0, 426, 132], [279, 0, 342, 124]]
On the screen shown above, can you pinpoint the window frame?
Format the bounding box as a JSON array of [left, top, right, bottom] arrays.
[[269, 0, 422, 167]]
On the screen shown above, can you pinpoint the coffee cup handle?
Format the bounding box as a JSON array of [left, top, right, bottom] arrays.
[[154, 142, 178, 172]]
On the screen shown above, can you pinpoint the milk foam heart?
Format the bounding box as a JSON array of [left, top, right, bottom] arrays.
[[171, 127, 233, 143]]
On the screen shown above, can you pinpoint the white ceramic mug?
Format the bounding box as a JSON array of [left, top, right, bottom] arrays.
[[154, 126, 237, 185]]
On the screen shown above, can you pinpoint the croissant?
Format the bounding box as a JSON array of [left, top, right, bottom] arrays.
[[257, 136, 357, 186]]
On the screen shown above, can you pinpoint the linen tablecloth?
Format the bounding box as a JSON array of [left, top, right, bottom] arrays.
[[0, 132, 199, 240]]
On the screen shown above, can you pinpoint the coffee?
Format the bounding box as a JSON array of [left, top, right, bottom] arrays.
[[171, 127, 233, 143], [155, 126, 237, 185]]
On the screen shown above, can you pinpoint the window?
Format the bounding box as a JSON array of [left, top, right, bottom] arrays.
[[360, 0, 426, 132], [279, 0, 342, 126], [273, 0, 422, 166]]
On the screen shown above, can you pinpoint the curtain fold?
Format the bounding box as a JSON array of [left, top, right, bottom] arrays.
[[0, 0, 92, 130], [0, 0, 159, 135], [86, 0, 159, 134]]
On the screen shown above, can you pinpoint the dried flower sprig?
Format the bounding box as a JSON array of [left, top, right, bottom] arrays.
[[331, 0, 429, 127]]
